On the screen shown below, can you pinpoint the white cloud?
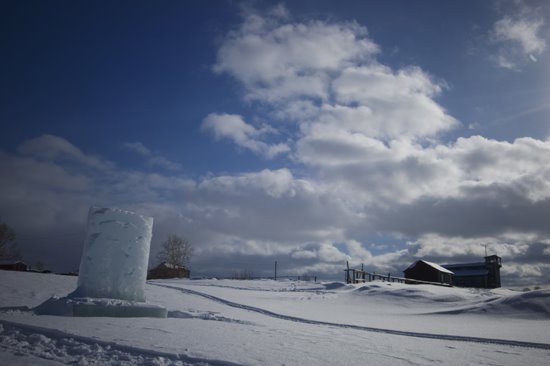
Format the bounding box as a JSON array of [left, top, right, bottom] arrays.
[[291, 248, 318, 260], [122, 141, 150, 156], [331, 66, 456, 140], [209, 6, 458, 176], [490, 12, 546, 70], [442, 136, 550, 190], [122, 141, 182, 171], [198, 169, 297, 199], [214, 10, 378, 102], [290, 243, 350, 263], [201, 113, 290, 158], [493, 16, 546, 55], [18, 134, 111, 170]]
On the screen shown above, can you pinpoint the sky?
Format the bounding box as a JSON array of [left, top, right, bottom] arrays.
[[1, 0, 549, 285]]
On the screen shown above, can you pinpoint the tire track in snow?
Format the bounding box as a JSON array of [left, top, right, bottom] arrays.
[[0, 319, 242, 366], [154, 283, 550, 351]]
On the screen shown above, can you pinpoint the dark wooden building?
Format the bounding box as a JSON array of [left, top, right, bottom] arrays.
[[403, 260, 454, 286], [0, 260, 28, 272], [442, 255, 502, 288], [147, 261, 190, 280]]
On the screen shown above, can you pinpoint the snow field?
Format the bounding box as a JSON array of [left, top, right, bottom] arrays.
[[1, 271, 550, 365]]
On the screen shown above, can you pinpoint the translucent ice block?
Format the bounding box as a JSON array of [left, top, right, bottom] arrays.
[[71, 207, 153, 302]]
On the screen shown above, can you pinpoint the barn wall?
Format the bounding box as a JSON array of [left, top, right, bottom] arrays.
[[404, 261, 452, 285]]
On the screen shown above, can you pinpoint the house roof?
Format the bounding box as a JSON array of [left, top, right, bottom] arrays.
[[405, 260, 454, 274], [451, 269, 489, 277], [0, 260, 26, 265], [156, 261, 187, 270], [442, 262, 485, 269]]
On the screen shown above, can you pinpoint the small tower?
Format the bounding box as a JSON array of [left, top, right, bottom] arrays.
[[484, 255, 502, 288]]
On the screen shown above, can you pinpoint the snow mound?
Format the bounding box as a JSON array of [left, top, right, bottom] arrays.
[[498, 289, 550, 316], [0, 271, 76, 308], [353, 282, 470, 303], [322, 282, 354, 290], [438, 289, 550, 318]]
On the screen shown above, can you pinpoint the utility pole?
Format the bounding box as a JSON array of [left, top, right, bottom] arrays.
[[274, 261, 277, 280]]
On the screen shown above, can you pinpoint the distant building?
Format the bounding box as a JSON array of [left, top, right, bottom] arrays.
[[403, 260, 454, 286], [0, 260, 28, 272], [147, 261, 190, 280], [442, 255, 501, 288]]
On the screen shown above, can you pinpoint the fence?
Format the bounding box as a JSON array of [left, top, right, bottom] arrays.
[[227, 273, 317, 282], [344, 263, 452, 287], [345, 268, 405, 284]]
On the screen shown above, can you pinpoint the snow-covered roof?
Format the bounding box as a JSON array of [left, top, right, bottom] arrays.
[[158, 261, 187, 270], [406, 260, 454, 274]]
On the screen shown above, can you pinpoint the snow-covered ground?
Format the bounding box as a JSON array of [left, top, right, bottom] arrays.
[[1, 271, 549, 365]]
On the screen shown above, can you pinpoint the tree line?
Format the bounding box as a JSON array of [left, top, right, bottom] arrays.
[[1, 218, 194, 272]]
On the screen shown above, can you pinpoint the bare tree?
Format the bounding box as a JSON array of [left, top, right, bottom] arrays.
[[231, 269, 255, 280], [157, 234, 193, 267], [34, 261, 45, 272], [0, 221, 20, 260]]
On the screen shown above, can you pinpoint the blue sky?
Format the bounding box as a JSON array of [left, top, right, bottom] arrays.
[[1, 0, 549, 284]]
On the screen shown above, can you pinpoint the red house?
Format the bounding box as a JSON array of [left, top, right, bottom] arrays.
[[147, 262, 190, 280], [0, 260, 28, 272]]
